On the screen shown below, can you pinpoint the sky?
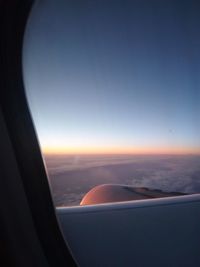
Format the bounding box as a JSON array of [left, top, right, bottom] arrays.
[[23, 0, 200, 155]]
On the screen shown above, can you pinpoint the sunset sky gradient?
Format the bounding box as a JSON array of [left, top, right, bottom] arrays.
[[23, 0, 200, 155]]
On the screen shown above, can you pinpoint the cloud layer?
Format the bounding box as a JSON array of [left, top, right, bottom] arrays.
[[45, 155, 200, 206]]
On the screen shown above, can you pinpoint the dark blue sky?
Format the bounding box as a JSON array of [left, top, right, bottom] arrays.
[[23, 0, 200, 154]]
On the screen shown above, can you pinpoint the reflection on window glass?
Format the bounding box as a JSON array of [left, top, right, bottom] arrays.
[[23, 0, 200, 206]]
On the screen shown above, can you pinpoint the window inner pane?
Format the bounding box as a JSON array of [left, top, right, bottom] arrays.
[[23, 0, 200, 206]]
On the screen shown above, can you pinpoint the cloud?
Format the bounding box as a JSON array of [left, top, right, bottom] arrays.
[[45, 155, 200, 206]]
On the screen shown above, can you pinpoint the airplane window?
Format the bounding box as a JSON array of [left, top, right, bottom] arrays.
[[23, 0, 200, 207]]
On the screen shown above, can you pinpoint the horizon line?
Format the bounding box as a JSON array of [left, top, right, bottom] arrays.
[[42, 148, 200, 156]]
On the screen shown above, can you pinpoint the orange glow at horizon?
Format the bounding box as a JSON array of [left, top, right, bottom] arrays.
[[42, 145, 200, 155]]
